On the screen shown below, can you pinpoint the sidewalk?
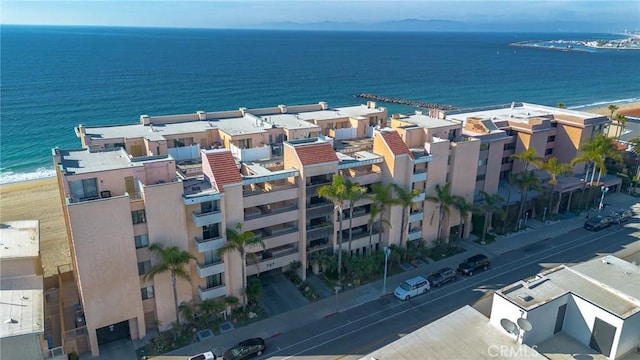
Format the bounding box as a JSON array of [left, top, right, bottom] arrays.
[[167, 192, 639, 357]]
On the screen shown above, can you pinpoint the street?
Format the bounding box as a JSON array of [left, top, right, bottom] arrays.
[[261, 222, 640, 360]]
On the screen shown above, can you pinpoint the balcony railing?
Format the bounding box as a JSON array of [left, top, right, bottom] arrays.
[[409, 210, 424, 223], [306, 223, 333, 241], [247, 249, 299, 276], [192, 210, 222, 227], [412, 192, 426, 203], [197, 261, 225, 278], [408, 229, 422, 241], [198, 285, 227, 301], [194, 236, 224, 253], [412, 171, 428, 183]]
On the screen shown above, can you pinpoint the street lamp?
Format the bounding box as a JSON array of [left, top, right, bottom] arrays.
[[599, 186, 609, 212], [382, 246, 391, 295]]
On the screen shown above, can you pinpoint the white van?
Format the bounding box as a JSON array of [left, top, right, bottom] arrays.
[[393, 276, 431, 300]]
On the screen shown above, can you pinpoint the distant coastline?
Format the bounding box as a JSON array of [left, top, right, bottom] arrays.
[[509, 34, 640, 52]]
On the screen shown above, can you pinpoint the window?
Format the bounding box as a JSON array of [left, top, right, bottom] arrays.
[[503, 143, 516, 151], [141, 286, 154, 300], [476, 174, 486, 181], [238, 138, 251, 149], [134, 234, 149, 248], [479, 143, 489, 151], [203, 250, 220, 265], [547, 135, 556, 142], [478, 159, 487, 167], [206, 274, 223, 289], [138, 261, 151, 276], [203, 224, 220, 239], [551, 122, 558, 128], [545, 148, 553, 155], [201, 200, 219, 214], [69, 178, 98, 200], [501, 157, 513, 164], [131, 210, 147, 224]]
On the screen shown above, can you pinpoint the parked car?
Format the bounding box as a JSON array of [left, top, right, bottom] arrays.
[[609, 209, 632, 224], [188, 352, 216, 360], [393, 276, 431, 300], [584, 216, 612, 231], [223, 338, 266, 360], [457, 254, 490, 276], [427, 267, 456, 287]]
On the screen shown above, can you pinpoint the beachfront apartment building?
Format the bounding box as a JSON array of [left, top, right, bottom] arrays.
[[52, 100, 606, 356]]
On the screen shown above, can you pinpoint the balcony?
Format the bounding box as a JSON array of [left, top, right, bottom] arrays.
[[307, 239, 331, 253], [306, 223, 333, 241], [243, 208, 299, 232], [412, 192, 426, 203], [243, 186, 299, 208], [306, 202, 334, 218], [409, 210, 424, 223], [408, 229, 422, 241], [247, 249, 299, 276], [412, 170, 427, 183], [198, 285, 227, 301], [194, 236, 224, 253], [192, 210, 222, 227], [255, 227, 299, 249], [197, 261, 225, 278]]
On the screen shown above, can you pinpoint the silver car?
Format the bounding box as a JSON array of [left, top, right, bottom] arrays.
[[609, 209, 632, 224]]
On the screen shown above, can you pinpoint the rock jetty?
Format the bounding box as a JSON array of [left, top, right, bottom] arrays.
[[355, 93, 456, 110]]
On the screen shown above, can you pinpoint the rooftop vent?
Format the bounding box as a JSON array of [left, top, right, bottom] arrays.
[[518, 294, 534, 302], [4, 318, 18, 324]]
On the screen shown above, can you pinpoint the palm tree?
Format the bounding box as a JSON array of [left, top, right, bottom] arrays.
[[451, 195, 476, 246], [608, 104, 619, 120], [392, 184, 421, 248], [317, 175, 348, 285], [514, 171, 541, 229], [478, 191, 505, 244], [216, 223, 265, 312], [502, 173, 519, 234], [145, 243, 196, 325], [615, 113, 628, 140], [510, 147, 540, 173], [344, 180, 367, 253], [557, 102, 566, 109], [369, 183, 395, 248], [535, 157, 573, 215], [426, 183, 455, 244], [366, 203, 381, 252]]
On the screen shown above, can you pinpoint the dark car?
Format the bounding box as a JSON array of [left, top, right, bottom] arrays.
[[427, 267, 457, 287], [609, 209, 632, 224], [223, 338, 266, 360], [457, 254, 490, 276], [584, 216, 612, 231]]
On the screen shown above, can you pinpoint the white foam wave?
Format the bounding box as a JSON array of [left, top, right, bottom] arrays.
[[0, 167, 57, 185], [570, 97, 640, 110]]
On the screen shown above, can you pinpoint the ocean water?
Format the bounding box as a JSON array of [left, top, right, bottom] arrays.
[[1, 26, 639, 184]]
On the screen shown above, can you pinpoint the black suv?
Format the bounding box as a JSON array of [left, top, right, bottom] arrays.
[[457, 254, 490, 276]]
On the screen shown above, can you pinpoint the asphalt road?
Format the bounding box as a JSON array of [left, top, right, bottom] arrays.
[[260, 223, 640, 360]]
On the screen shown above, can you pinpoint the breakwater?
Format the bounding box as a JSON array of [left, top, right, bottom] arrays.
[[355, 93, 456, 110], [509, 41, 589, 53]]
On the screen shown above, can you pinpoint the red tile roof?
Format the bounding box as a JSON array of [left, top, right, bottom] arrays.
[[294, 143, 339, 166], [202, 150, 241, 192], [380, 130, 414, 159]]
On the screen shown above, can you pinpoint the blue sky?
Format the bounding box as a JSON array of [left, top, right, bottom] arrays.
[[2, 1, 639, 32]]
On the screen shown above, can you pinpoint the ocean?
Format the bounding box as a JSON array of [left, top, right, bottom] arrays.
[[1, 25, 639, 184]]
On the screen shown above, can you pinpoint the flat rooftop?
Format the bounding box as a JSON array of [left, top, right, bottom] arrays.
[[446, 102, 604, 125], [0, 275, 44, 339], [398, 112, 460, 129], [360, 306, 545, 360], [499, 255, 640, 318], [0, 221, 39, 260], [56, 148, 171, 175], [83, 103, 383, 140]]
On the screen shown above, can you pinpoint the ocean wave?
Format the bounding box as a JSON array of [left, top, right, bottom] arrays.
[[0, 167, 56, 185], [570, 97, 640, 110]]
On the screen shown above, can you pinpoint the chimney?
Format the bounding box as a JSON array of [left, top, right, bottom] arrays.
[[197, 111, 206, 121], [140, 115, 150, 125], [239, 107, 247, 116], [319, 101, 328, 110], [367, 101, 376, 109], [278, 105, 287, 113]]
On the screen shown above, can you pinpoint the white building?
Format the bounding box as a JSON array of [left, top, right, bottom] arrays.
[[0, 221, 49, 360], [490, 255, 640, 359]]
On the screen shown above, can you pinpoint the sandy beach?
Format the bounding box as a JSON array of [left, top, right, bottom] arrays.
[[2, 102, 639, 278]]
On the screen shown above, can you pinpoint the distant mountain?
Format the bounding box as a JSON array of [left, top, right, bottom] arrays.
[[255, 18, 629, 33]]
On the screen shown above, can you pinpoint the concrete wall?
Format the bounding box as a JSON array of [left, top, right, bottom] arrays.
[[616, 312, 640, 359]]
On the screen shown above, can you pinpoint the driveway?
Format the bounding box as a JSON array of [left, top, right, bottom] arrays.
[[258, 271, 309, 316]]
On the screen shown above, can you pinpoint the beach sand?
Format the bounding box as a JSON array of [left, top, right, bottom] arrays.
[[2, 102, 639, 278], [0, 177, 69, 277]]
